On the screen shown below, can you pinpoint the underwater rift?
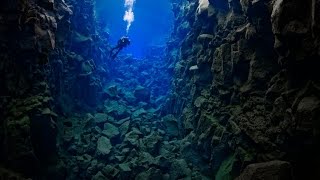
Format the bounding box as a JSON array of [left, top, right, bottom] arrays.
[[0, 0, 320, 179]]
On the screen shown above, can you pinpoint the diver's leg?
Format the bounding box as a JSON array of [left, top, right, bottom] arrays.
[[109, 47, 116, 57], [110, 44, 122, 58], [111, 50, 119, 59], [112, 48, 122, 59]]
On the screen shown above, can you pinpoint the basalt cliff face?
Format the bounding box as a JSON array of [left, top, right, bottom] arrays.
[[0, 0, 60, 178], [0, 0, 105, 178], [165, 0, 320, 179]]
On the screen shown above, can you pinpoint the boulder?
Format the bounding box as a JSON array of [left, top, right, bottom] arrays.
[[235, 160, 293, 180], [159, 142, 175, 159], [92, 171, 106, 180], [142, 131, 163, 154], [135, 167, 163, 180], [101, 165, 119, 178], [97, 136, 112, 155], [124, 92, 137, 104], [105, 100, 130, 119], [118, 163, 132, 179], [104, 85, 119, 98], [94, 113, 109, 124], [102, 123, 120, 139], [87, 160, 99, 177], [296, 96, 320, 115], [295, 96, 320, 131], [118, 163, 131, 172], [180, 141, 205, 168], [119, 121, 130, 137], [194, 96, 207, 108], [137, 152, 157, 167], [132, 108, 147, 119], [123, 128, 143, 146], [134, 86, 150, 102], [80, 60, 95, 76], [169, 159, 192, 179], [162, 114, 179, 138], [77, 154, 92, 170], [84, 113, 95, 128]]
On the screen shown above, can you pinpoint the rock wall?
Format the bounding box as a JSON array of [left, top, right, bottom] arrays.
[[49, 0, 108, 113], [0, 0, 59, 178], [165, 0, 320, 179], [0, 0, 106, 178]]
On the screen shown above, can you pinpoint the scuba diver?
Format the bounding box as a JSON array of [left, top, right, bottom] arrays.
[[110, 36, 131, 59]]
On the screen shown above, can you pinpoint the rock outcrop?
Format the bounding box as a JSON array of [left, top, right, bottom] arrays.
[[165, 0, 320, 179], [0, 0, 60, 178], [0, 0, 108, 178]]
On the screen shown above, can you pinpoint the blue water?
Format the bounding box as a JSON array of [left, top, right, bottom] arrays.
[[95, 0, 174, 58]]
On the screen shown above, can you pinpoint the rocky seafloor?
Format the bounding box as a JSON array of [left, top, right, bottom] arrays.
[[1, 0, 320, 179]]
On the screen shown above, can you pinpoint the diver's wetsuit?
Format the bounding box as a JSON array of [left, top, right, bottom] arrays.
[[110, 36, 131, 59]]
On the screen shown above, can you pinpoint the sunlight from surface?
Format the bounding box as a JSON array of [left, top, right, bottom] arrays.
[[95, 0, 173, 57]]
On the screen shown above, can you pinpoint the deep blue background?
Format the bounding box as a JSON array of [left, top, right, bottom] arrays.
[[95, 0, 173, 58]]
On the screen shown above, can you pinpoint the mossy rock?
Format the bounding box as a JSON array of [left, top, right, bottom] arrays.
[[215, 153, 237, 180]]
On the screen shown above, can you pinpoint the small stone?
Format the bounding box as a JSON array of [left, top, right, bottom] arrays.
[[84, 113, 95, 128], [157, 129, 166, 135], [121, 148, 130, 154], [92, 171, 106, 180], [94, 126, 102, 133], [135, 167, 163, 180], [119, 121, 130, 136], [194, 96, 206, 108], [102, 165, 119, 178], [115, 117, 131, 125], [41, 107, 58, 117], [118, 163, 131, 172], [163, 173, 170, 180], [67, 145, 77, 154], [102, 165, 114, 175], [189, 65, 199, 71], [198, 34, 214, 41], [132, 108, 147, 119], [115, 155, 125, 162]]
